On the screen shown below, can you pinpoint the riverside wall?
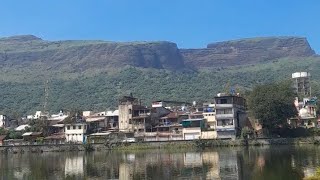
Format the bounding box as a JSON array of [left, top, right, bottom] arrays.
[[1, 137, 320, 153]]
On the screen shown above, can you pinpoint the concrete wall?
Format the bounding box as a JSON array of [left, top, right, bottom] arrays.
[[183, 127, 201, 140], [203, 113, 216, 129], [201, 131, 217, 139], [118, 104, 133, 131]]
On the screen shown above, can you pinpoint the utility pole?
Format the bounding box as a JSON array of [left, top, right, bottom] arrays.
[[43, 79, 50, 116], [41, 78, 50, 135]]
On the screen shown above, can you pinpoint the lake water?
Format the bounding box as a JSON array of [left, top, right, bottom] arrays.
[[0, 145, 319, 180]]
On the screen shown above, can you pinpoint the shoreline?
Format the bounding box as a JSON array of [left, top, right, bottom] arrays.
[[1, 137, 320, 154]]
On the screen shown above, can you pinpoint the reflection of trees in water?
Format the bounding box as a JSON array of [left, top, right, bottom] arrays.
[[237, 146, 305, 180], [0, 152, 65, 180]]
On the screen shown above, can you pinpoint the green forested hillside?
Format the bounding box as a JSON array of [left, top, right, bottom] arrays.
[[1, 56, 320, 116]]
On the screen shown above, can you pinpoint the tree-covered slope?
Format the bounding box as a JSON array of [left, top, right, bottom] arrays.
[[1, 56, 320, 116]]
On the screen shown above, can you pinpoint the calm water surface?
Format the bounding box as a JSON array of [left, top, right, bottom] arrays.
[[0, 145, 319, 180]]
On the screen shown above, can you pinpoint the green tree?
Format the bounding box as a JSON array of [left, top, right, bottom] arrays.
[[0, 128, 7, 135], [8, 129, 22, 139], [63, 109, 83, 124], [27, 116, 50, 136], [247, 81, 298, 132]]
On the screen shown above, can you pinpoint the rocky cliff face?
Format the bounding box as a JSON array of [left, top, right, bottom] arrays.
[[181, 37, 315, 69], [0, 35, 316, 72], [0, 35, 185, 71]]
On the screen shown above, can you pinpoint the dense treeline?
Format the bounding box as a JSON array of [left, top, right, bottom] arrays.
[[1, 57, 320, 116]]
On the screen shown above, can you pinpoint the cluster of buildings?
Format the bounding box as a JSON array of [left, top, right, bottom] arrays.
[[0, 92, 249, 145], [0, 71, 318, 145]]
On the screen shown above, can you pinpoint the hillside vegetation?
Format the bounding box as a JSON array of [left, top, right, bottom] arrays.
[[0, 35, 319, 116], [1, 57, 320, 116]]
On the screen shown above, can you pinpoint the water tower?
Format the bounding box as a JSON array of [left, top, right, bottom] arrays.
[[292, 72, 311, 96]]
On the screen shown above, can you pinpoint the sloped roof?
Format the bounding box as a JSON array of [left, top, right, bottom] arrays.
[[89, 132, 112, 136], [51, 124, 65, 127], [15, 124, 30, 131], [161, 112, 178, 119], [22, 132, 42, 136], [22, 132, 32, 136], [44, 133, 65, 140], [86, 116, 106, 122]]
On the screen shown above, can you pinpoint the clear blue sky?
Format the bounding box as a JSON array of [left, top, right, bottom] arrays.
[[1, 0, 319, 52]]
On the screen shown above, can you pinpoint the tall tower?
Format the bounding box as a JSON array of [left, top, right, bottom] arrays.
[[292, 72, 311, 96]]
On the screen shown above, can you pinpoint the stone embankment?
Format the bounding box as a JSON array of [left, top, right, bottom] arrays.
[[1, 137, 320, 153]]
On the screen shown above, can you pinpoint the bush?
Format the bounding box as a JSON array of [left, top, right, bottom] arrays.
[[241, 127, 253, 139], [36, 137, 44, 144], [8, 130, 22, 139]]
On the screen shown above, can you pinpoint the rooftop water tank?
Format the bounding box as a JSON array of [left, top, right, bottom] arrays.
[[292, 72, 310, 78]]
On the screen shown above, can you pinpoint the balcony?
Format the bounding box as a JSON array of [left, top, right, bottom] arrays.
[[215, 114, 234, 119], [132, 112, 150, 119], [132, 124, 145, 130], [216, 125, 235, 131], [215, 104, 233, 108]]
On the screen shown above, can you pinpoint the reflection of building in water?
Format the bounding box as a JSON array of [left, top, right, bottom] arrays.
[[118, 152, 186, 179], [65, 155, 84, 177], [184, 152, 203, 167], [119, 163, 133, 180], [218, 151, 239, 180], [183, 152, 220, 179], [203, 152, 220, 179], [117, 151, 221, 179], [119, 154, 135, 180]]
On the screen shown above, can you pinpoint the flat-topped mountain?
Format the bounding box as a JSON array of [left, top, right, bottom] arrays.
[[0, 35, 316, 72], [0, 35, 185, 70], [0, 35, 319, 115], [181, 37, 315, 69]]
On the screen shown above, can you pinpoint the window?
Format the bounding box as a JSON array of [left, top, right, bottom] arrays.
[[67, 126, 70, 130], [84, 125, 87, 130], [216, 109, 232, 114], [78, 125, 82, 129], [217, 119, 233, 126], [129, 119, 132, 124], [204, 107, 215, 112], [129, 109, 132, 114], [73, 126, 76, 129], [220, 99, 228, 104]]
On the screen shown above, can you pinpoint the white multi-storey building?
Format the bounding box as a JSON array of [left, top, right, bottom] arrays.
[[0, 115, 6, 128], [65, 123, 87, 143], [214, 94, 247, 139]]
